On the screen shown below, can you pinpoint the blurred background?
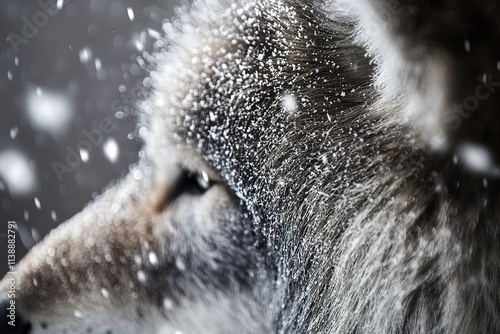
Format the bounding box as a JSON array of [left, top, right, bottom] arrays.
[[0, 0, 183, 276]]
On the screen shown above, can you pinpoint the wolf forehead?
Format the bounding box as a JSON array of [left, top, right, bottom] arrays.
[[143, 0, 372, 190]]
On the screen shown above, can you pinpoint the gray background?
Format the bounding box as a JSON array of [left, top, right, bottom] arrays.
[[0, 0, 183, 277]]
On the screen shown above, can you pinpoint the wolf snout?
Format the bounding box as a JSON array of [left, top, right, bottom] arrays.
[[0, 297, 32, 334]]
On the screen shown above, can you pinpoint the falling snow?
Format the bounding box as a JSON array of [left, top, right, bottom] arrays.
[[281, 93, 298, 113], [34, 197, 41, 209], [31, 227, 40, 243], [79, 148, 90, 163], [148, 251, 159, 266], [137, 270, 147, 283], [163, 298, 174, 310], [0, 150, 36, 196], [127, 7, 135, 21], [10, 127, 18, 139], [95, 58, 102, 70], [457, 143, 496, 174], [175, 258, 186, 271], [148, 28, 161, 40], [25, 88, 74, 135], [79, 47, 92, 64], [103, 138, 119, 163], [464, 39, 471, 53], [101, 288, 109, 298]]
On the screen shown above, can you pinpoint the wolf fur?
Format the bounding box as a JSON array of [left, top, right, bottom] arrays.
[[2, 0, 500, 333]]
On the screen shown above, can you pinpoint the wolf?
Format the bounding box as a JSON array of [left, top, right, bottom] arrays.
[[2, 0, 500, 333]]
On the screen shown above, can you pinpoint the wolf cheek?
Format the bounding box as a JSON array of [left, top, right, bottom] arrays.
[[0, 162, 269, 333]]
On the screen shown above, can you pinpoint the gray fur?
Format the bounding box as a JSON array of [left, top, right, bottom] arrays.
[[1, 0, 500, 333]]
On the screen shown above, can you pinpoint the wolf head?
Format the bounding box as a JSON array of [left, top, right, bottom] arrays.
[[2, 0, 500, 333]]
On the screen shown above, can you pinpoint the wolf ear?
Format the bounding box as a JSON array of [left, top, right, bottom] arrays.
[[343, 0, 500, 161]]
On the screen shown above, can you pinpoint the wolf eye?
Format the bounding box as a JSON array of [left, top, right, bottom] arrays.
[[176, 169, 213, 195], [156, 168, 214, 212], [192, 170, 212, 191]]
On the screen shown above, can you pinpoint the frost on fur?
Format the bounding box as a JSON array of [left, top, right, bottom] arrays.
[[1, 1, 500, 333]]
